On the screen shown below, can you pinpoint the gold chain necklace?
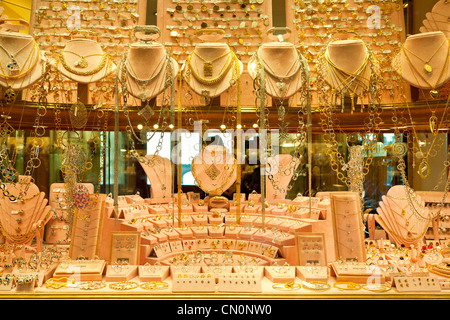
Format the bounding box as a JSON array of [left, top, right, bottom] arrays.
[[401, 39, 449, 98], [58, 51, 110, 76], [185, 49, 236, 86], [192, 49, 231, 77], [402, 38, 447, 76]]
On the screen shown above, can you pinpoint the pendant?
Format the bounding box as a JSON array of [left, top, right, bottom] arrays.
[[69, 100, 88, 129], [6, 58, 19, 74], [424, 63, 433, 75], [429, 112, 438, 135], [74, 57, 88, 69], [203, 62, 213, 77], [137, 102, 155, 121], [429, 89, 439, 99], [276, 82, 287, 95], [205, 163, 220, 181], [201, 89, 211, 105], [277, 104, 286, 120], [417, 160, 430, 179], [0, 115, 15, 137], [3, 87, 16, 104]]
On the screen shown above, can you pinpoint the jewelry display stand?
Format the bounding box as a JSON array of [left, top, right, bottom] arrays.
[[376, 185, 432, 248], [105, 264, 138, 282], [53, 259, 106, 281], [45, 183, 94, 245], [139, 155, 172, 202], [218, 273, 262, 293], [330, 192, 366, 262], [172, 273, 215, 293], [0, 27, 47, 98], [0, 177, 52, 248], [138, 264, 170, 282], [51, 36, 116, 84], [264, 265, 296, 283], [109, 231, 140, 265], [392, 31, 450, 96], [69, 193, 106, 260]]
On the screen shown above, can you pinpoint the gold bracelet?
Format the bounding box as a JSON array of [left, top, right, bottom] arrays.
[[140, 281, 169, 290], [45, 277, 75, 289], [272, 282, 301, 291], [78, 281, 106, 290], [302, 281, 331, 291], [333, 282, 361, 291], [361, 283, 391, 293], [109, 281, 139, 290]]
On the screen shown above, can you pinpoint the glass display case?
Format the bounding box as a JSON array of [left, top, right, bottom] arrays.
[[0, 0, 448, 301]]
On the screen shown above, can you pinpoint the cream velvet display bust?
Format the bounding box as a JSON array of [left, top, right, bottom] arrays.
[[323, 39, 374, 99], [248, 42, 306, 99], [183, 37, 243, 100], [122, 41, 178, 101], [392, 31, 449, 96], [0, 30, 46, 96], [52, 36, 116, 84]]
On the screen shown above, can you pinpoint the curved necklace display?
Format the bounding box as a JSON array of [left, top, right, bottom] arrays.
[[124, 44, 172, 101], [316, 36, 381, 196], [140, 155, 172, 200], [375, 186, 432, 247], [0, 181, 51, 245]]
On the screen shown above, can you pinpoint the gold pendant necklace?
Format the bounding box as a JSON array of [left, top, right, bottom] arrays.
[[402, 38, 447, 76]]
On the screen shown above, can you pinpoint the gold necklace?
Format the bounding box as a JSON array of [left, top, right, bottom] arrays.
[[0, 38, 34, 75], [192, 49, 231, 77], [401, 39, 449, 98], [402, 38, 447, 75], [58, 51, 110, 76], [185, 49, 235, 86]]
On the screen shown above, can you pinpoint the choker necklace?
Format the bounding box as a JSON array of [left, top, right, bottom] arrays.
[[58, 50, 110, 76]]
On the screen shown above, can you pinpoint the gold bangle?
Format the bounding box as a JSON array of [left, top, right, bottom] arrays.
[[333, 282, 361, 291], [45, 277, 75, 289], [361, 283, 391, 293], [140, 281, 169, 290], [109, 281, 139, 290], [272, 282, 301, 291], [78, 281, 106, 290], [302, 281, 331, 291]]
